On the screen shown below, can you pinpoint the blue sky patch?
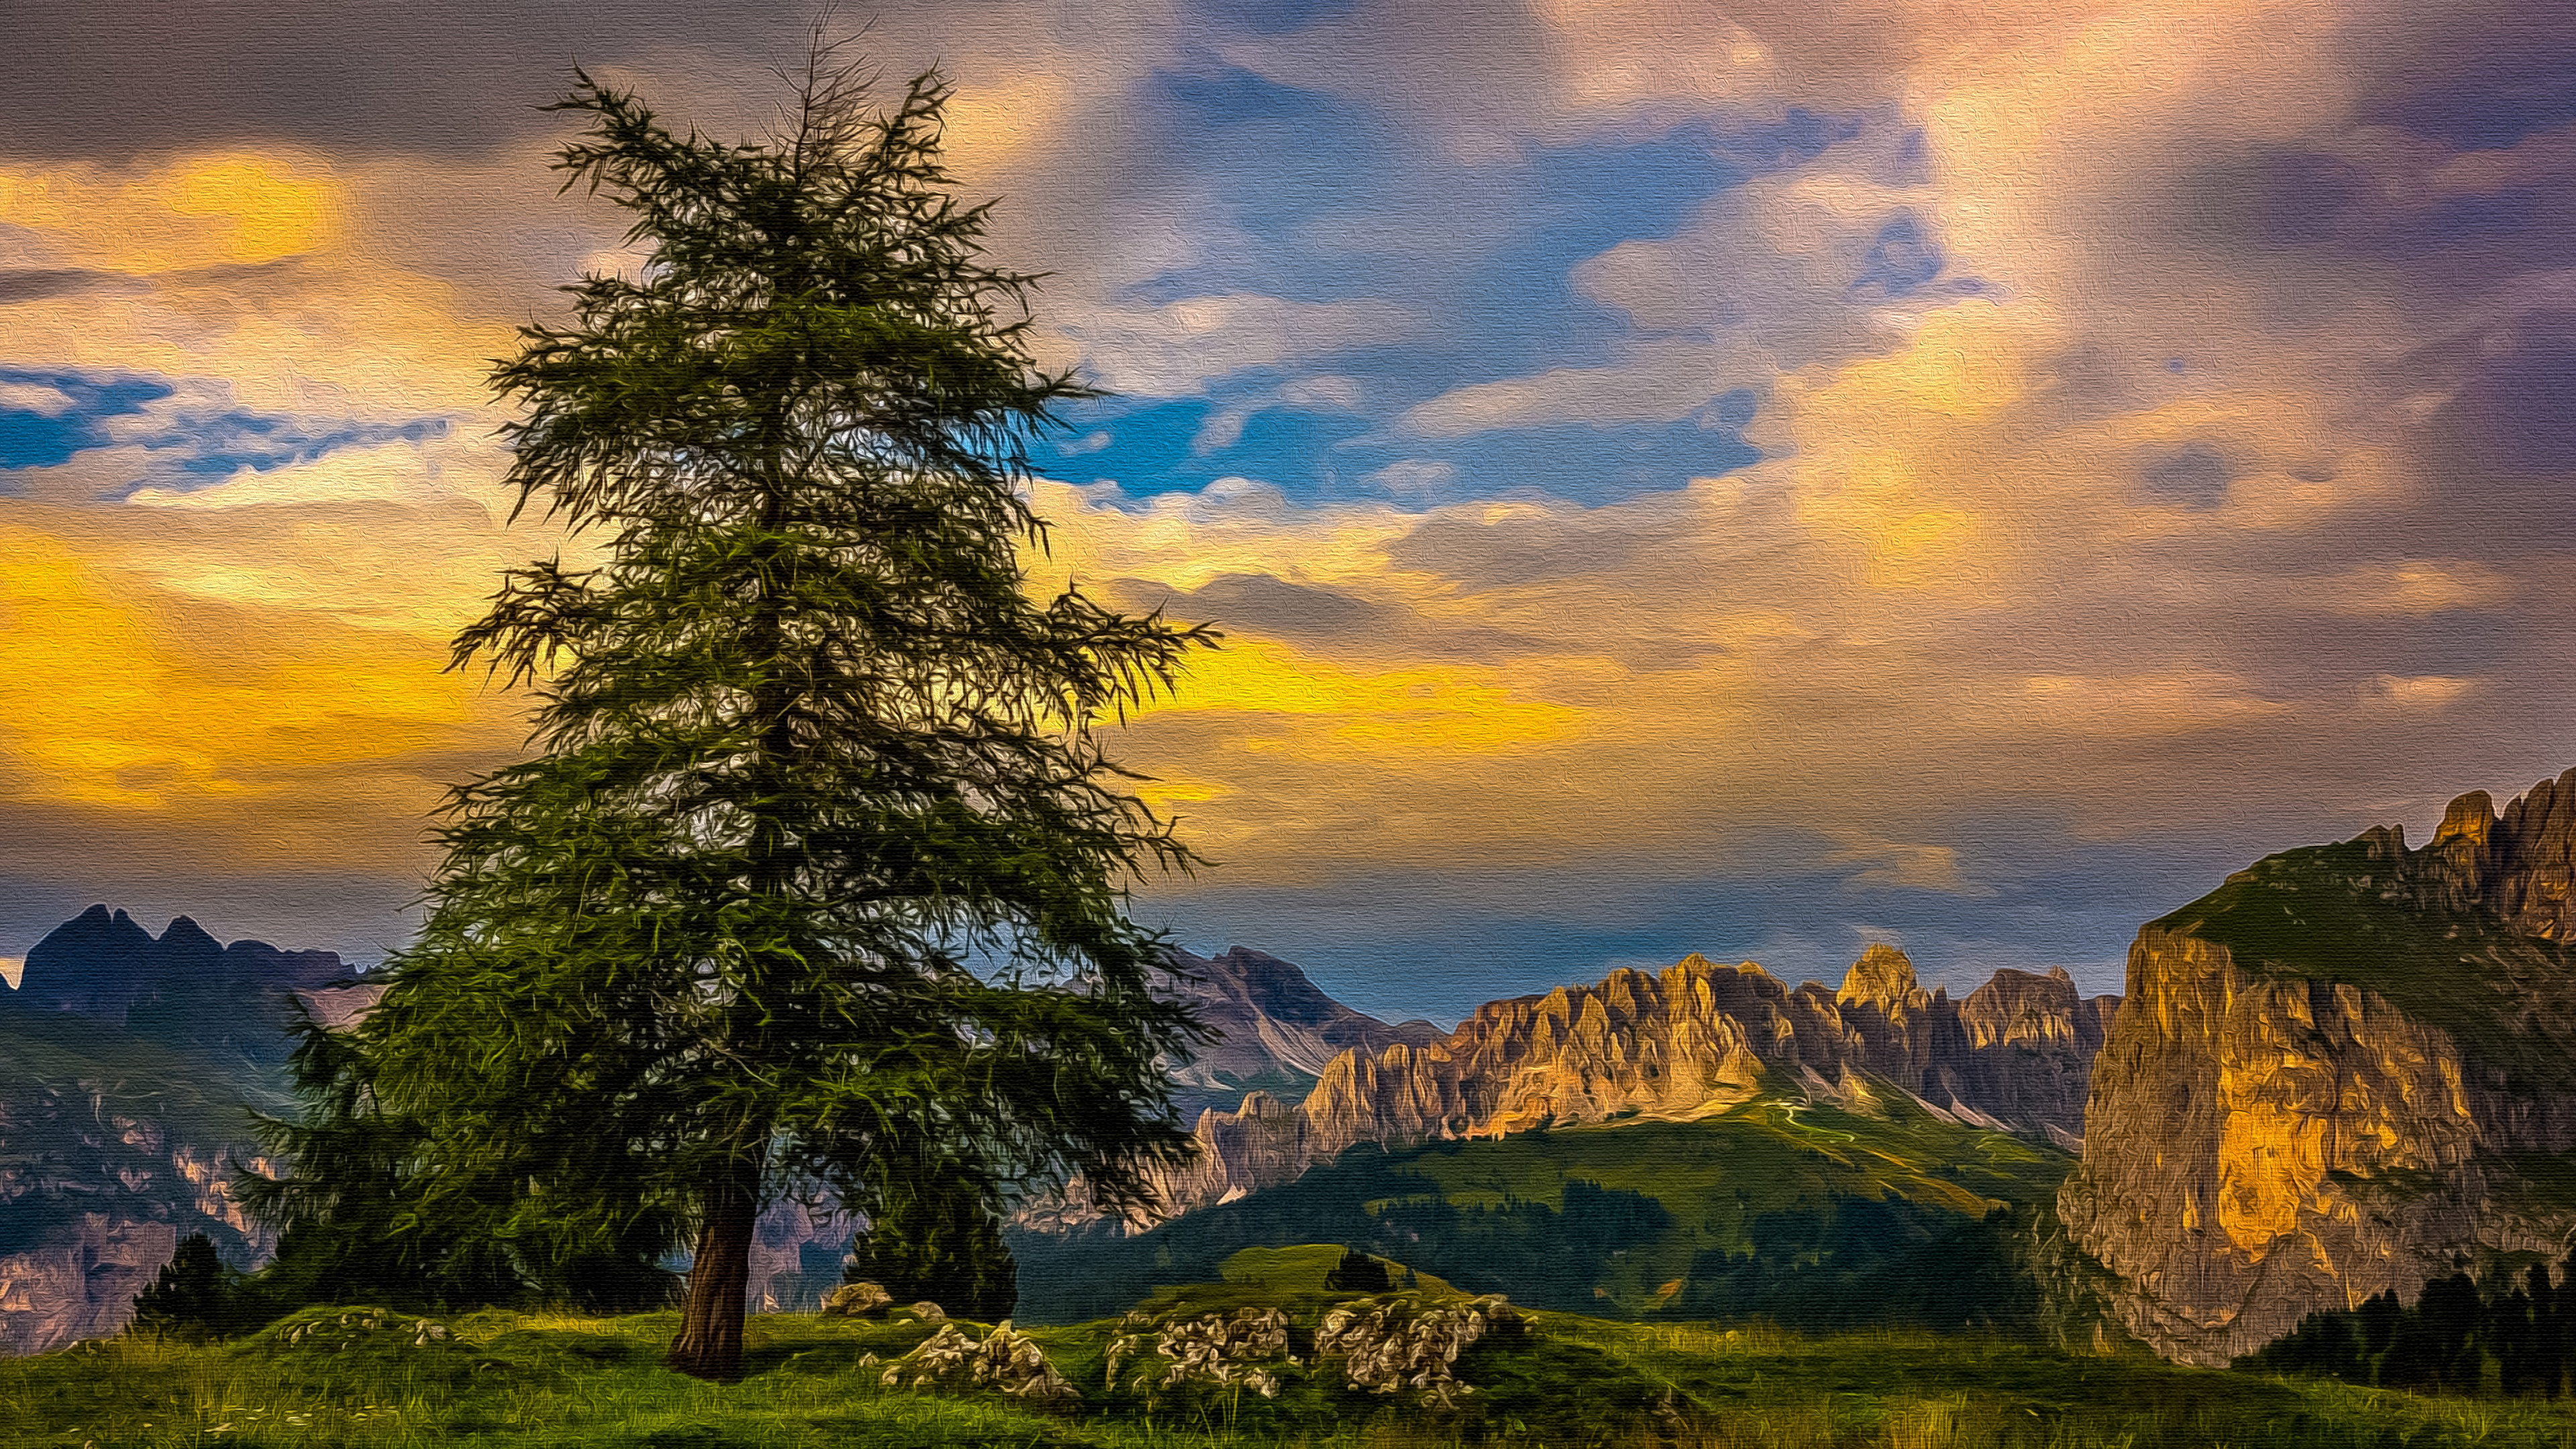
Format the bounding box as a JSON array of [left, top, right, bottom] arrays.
[[127, 409, 449, 480], [0, 368, 175, 471]]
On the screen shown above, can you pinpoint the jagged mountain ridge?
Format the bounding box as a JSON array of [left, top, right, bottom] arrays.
[[2060, 769, 2576, 1366], [1157, 945, 1443, 1120], [1120, 945, 2119, 1227], [5, 905, 349, 1032]]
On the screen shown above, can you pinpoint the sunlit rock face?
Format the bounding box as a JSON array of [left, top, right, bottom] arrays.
[[1124, 947, 2118, 1228], [1157, 947, 1443, 1122], [2061, 769, 2576, 1367]]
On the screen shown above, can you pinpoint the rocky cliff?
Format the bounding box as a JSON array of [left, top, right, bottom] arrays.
[[1158, 947, 1442, 1121], [1127, 947, 2118, 1227], [2059, 769, 2576, 1366]]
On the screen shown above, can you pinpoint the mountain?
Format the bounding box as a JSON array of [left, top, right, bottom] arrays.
[[1110, 947, 2119, 1228], [1158, 946, 1444, 1121], [2059, 769, 2576, 1366], [5, 905, 348, 1047], [1015, 1091, 2072, 1327], [0, 908, 349, 1354]]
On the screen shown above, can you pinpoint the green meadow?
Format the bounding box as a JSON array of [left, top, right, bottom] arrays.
[[11, 1245, 2576, 1449]]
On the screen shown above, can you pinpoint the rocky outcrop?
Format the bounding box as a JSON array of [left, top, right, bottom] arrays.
[[1159, 947, 1441, 1120], [2061, 769, 2576, 1366], [0, 1214, 180, 1355], [1125, 947, 2118, 1227]]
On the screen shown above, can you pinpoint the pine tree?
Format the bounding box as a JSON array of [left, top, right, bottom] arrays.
[[343, 38, 1212, 1381], [844, 1138, 1016, 1322], [133, 1232, 236, 1340]]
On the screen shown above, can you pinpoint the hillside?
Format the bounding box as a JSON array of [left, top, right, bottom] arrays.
[[1017, 1089, 2074, 1332], [1121, 947, 2118, 1227], [5, 1256, 2571, 1448], [2061, 769, 2576, 1366]]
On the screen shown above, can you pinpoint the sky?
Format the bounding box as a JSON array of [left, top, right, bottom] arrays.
[[1, 1, 2571, 1024]]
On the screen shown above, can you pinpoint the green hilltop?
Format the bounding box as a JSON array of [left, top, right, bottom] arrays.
[[1016, 1090, 2074, 1331], [2149, 833, 2576, 1091]]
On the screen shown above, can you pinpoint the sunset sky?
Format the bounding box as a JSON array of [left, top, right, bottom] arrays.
[[1, 1, 2571, 1022]]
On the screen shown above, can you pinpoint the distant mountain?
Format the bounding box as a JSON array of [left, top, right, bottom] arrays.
[[5, 905, 348, 1046], [2061, 769, 2576, 1365], [0, 906, 345, 1353], [1158, 946, 1442, 1121], [1105, 946, 2119, 1228]]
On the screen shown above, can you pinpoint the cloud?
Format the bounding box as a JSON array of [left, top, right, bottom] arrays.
[[2367, 674, 2478, 710], [0, 379, 78, 415], [1065, 292, 1416, 396]]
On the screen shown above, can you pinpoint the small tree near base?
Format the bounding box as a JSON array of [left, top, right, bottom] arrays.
[[845, 1165, 1016, 1322], [345, 36, 1213, 1383], [133, 1232, 237, 1340]]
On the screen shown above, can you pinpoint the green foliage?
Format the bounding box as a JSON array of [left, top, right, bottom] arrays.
[[263, 34, 1215, 1379], [233, 1001, 671, 1325], [1017, 1097, 2073, 1330], [846, 1150, 1017, 1320], [131, 1233, 244, 1341], [2242, 1256, 2576, 1399]]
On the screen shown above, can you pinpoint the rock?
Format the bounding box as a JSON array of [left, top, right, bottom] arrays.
[[2061, 769, 2576, 1366], [908, 1300, 947, 1324], [878, 1320, 1077, 1404], [820, 1281, 891, 1318], [1106, 1305, 1297, 1401], [1313, 1293, 1517, 1409]]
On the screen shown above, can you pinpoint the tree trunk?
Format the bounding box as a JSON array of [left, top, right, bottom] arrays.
[[666, 1166, 761, 1381]]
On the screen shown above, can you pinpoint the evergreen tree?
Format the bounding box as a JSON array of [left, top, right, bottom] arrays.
[[843, 1141, 1016, 1320], [132, 1232, 237, 1340], [1326, 1248, 1392, 1293], [2535, 1262, 2564, 1398], [340, 38, 1211, 1382]]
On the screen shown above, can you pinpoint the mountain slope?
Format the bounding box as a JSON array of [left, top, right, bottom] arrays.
[[1015, 1092, 2072, 1328], [1123, 947, 2118, 1226], [1157, 946, 1442, 1121], [0, 908, 347, 1353], [2060, 770, 2576, 1366]]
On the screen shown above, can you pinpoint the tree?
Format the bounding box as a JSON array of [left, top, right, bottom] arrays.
[[1326, 1248, 1391, 1293], [844, 1132, 1017, 1321], [133, 1232, 239, 1340], [238, 1002, 671, 1319], [346, 38, 1213, 1381]]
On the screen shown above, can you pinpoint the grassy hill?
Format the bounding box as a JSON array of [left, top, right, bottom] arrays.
[[7, 1247, 2575, 1447], [2147, 835, 2576, 1093], [1016, 1091, 2075, 1330]]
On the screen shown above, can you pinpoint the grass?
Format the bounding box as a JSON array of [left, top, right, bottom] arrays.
[[14, 1256, 2576, 1448], [1018, 1093, 2076, 1326], [2149, 835, 2576, 1093]]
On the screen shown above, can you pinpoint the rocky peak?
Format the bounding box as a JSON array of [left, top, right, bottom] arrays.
[[1837, 944, 1928, 1014], [2386, 769, 2576, 936], [2061, 767, 2576, 1366], [1154, 945, 1441, 1122]]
